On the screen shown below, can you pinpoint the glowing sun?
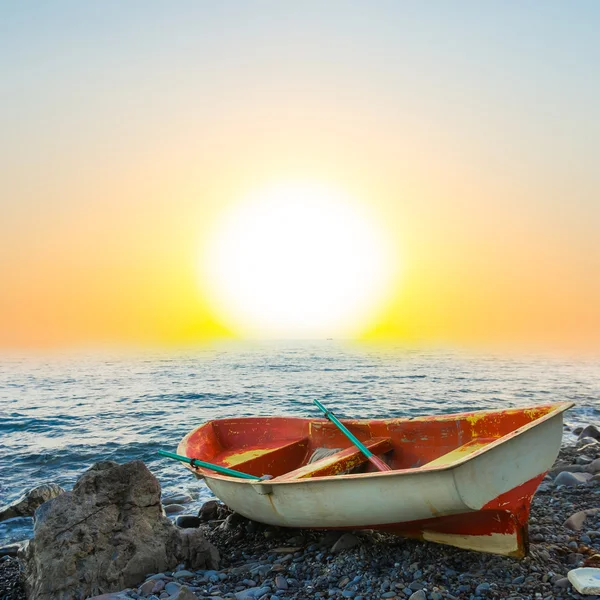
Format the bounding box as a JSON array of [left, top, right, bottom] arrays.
[[201, 182, 397, 338]]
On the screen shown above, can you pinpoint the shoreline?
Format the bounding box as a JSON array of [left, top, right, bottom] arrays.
[[3, 430, 600, 599], [2, 348, 596, 547]]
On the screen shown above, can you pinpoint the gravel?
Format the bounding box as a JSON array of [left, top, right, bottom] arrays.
[[0, 556, 25, 600]]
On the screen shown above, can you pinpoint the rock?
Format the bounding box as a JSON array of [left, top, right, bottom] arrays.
[[152, 579, 166, 593], [567, 552, 584, 565], [564, 509, 600, 531], [165, 581, 182, 594], [320, 531, 343, 546], [245, 520, 263, 534], [170, 586, 198, 600], [568, 568, 600, 593], [286, 535, 305, 545], [87, 594, 131, 600], [199, 500, 221, 521], [554, 577, 570, 589], [0, 540, 27, 557], [277, 553, 293, 564], [564, 511, 589, 530], [578, 437, 600, 448], [235, 587, 270, 599], [173, 569, 195, 578], [164, 503, 186, 515], [475, 582, 490, 594], [139, 579, 156, 595], [175, 515, 202, 528], [272, 546, 302, 554], [549, 462, 588, 477], [23, 460, 219, 600], [554, 471, 593, 486], [579, 442, 600, 454], [579, 425, 600, 441], [276, 574, 288, 590], [331, 533, 361, 553], [586, 458, 600, 473], [229, 563, 258, 576], [162, 493, 193, 506], [408, 591, 426, 600], [220, 512, 247, 530], [0, 483, 64, 521]]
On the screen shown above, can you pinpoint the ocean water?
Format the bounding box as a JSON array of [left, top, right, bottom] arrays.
[[1, 341, 598, 546]]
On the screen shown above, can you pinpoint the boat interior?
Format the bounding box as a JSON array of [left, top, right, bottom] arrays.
[[179, 404, 566, 481]]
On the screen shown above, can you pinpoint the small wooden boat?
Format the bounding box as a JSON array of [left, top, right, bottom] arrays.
[[176, 402, 573, 557]]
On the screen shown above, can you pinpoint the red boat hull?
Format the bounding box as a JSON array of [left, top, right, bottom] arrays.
[[177, 403, 572, 556]]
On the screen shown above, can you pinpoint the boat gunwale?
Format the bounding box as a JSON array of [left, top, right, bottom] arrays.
[[182, 401, 574, 485]]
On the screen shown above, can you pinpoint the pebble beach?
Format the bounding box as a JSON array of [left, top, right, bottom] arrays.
[[4, 425, 600, 600]]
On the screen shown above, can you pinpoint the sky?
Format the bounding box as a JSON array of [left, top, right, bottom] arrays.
[[1, 1, 599, 351]]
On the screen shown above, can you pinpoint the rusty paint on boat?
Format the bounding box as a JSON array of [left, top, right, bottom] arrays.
[[176, 402, 573, 557]]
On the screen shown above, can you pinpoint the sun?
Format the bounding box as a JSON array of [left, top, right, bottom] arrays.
[[200, 181, 398, 338]]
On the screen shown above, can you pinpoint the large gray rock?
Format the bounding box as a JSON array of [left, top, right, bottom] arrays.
[[579, 425, 600, 441], [554, 471, 593, 487], [0, 483, 64, 521], [549, 462, 588, 478], [331, 532, 361, 553], [23, 460, 219, 600], [162, 493, 193, 506], [586, 458, 600, 473], [199, 499, 221, 521], [564, 508, 600, 531]]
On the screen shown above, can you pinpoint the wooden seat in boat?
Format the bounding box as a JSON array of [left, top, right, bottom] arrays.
[[275, 437, 393, 481], [213, 437, 310, 477], [423, 438, 496, 468]]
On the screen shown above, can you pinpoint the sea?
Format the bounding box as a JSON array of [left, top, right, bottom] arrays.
[[1, 341, 598, 546]]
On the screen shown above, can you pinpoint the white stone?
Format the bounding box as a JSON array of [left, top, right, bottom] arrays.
[[568, 568, 600, 594]]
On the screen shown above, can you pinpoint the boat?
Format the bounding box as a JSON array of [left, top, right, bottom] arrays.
[[175, 402, 573, 557]]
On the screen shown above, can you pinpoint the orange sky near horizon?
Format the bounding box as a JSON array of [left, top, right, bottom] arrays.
[[1, 2, 599, 352]]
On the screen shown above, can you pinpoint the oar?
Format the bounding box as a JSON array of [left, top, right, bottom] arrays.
[[313, 399, 392, 472], [158, 449, 261, 480]]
